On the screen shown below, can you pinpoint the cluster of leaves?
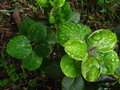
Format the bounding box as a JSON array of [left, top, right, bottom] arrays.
[[4, 0, 120, 89], [57, 21, 119, 82], [6, 17, 52, 71], [35, 0, 73, 24]]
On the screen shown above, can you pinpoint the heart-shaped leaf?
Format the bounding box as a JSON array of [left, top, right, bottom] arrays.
[[28, 22, 47, 42], [87, 29, 117, 52], [22, 52, 42, 71], [64, 39, 88, 60], [62, 76, 84, 90], [96, 50, 119, 74], [81, 57, 100, 82], [6, 35, 32, 59], [60, 55, 81, 77], [57, 22, 91, 45]]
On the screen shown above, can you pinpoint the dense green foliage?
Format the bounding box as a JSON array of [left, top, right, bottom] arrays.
[[1, 0, 120, 89]]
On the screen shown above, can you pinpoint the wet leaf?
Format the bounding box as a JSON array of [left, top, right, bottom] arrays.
[[64, 39, 88, 60], [96, 50, 119, 74], [22, 52, 42, 71], [60, 55, 81, 77], [81, 57, 100, 82], [57, 22, 91, 45], [87, 29, 117, 52], [6, 35, 32, 59]]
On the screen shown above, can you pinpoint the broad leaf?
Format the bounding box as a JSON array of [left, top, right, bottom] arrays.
[[19, 17, 35, 35], [62, 76, 84, 90], [57, 22, 91, 45], [96, 51, 119, 74], [64, 39, 88, 60], [22, 52, 42, 71], [81, 57, 100, 82], [6, 35, 32, 59], [34, 40, 51, 57], [60, 55, 81, 77], [87, 29, 117, 52], [28, 22, 47, 42]]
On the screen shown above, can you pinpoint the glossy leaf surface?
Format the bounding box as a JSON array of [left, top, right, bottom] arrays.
[[6, 35, 32, 59], [88, 29, 117, 52], [60, 55, 81, 77], [57, 22, 91, 45], [81, 57, 100, 82], [64, 39, 88, 60], [96, 51, 119, 74]]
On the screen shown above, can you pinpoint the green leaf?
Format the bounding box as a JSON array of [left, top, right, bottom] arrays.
[[81, 57, 100, 82], [62, 76, 84, 90], [57, 22, 91, 45], [28, 22, 47, 42], [49, 14, 56, 24], [34, 40, 51, 57], [46, 29, 57, 45], [22, 52, 42, 71], [64, 39, 88, 60], [60, 55, 81, 77], [19, 17, 35, 35], [96, 50, 119, 74], [49, 0, 66, 7], [36, 0, 48, 7], [6, 35, 32, 59], [69, 11, 80, 23], [62, 1, 72, 21], [87, 29, 117, 52]]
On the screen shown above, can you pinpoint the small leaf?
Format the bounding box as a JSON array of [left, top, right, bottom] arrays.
[[81, 57, 100, 82], [57, 22, 91, 45], [60, 55, 81, 77], [28, 22, 47, 42], [69, 11, 80, 23], [49, 14, 56, 24], [22, 52, 42, 71], [87, 29, 117, 52], [34, 40, 51, 57], [64, 39, 88, 60], [19, 17, 35, 35], [96, 50, 119, 75], [62, 76, 84, 90], [6, 35, 32, 59]]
